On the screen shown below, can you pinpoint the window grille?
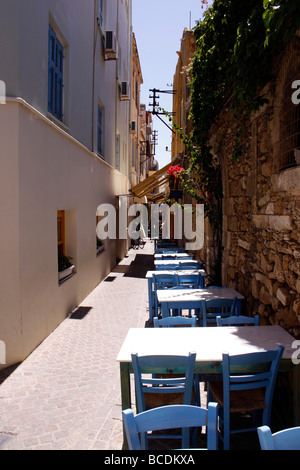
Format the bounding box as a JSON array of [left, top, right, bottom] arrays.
[[278, 36, 300, 171]]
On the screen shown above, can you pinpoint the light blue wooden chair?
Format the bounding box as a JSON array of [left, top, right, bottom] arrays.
[[152, 273, 177, 317], [200, 297, 237, 327], [178, 261, 201, 270], [154, 315, 197, 328], [257, 425, 300, 450], [131, 352, 197, 448], [216, 314, 259, 326], [122, 403, 219, 450], [209, 345, 284, 450], [177, 273, 204, 288], [155, 263, 180, 271]]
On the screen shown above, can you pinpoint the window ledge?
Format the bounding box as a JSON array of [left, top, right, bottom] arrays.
[[47, 112, 69, 133]]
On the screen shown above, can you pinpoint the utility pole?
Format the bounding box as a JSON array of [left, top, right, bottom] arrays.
[[149, 88, 176, 133]]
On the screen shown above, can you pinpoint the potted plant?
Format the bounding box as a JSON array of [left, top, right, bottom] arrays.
[[58, 254, 75, 281]]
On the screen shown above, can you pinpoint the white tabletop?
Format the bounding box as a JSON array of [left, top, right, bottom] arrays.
[[117, 326, 294, 363], [155, 260, 199, 266], [146, 269, 206, 278], [156, 287, 244, 302], [154, 253, 191, 259]]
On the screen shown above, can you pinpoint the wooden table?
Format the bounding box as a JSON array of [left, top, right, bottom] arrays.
[[157, 287, 244, 318], [154, 253, 192, 259], [146, 269, 207, 323], [154, 259, 201, 269], [117, 326, 300, 447]]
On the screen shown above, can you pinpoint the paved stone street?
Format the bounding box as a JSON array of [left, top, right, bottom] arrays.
[[0, 240, 155, 450]]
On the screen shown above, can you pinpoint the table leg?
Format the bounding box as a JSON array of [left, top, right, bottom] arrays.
[[147, 278, 154, 323], [293, 364, 300, 425], [120, 362, 131, 449]]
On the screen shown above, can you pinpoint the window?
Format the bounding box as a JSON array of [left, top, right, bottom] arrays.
[[57, 210, 65, 256], [99, 0, 104, 28], [48, 25, 64, 121], [97, 105, 104, 156], [116, 133, 120, 170], [57, 210, 76, 282], [278, 35, 300, 171]]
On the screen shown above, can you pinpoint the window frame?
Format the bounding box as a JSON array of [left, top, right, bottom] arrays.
[[48, 24, 64, 121], [97, 104, 104, 158]]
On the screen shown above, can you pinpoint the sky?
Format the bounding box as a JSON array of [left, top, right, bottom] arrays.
[[132, 0, 212, 169]]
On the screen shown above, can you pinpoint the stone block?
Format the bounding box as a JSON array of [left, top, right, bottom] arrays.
[[268, 215, 293, 232], [259, 286, 272, 305], [237, 239, 251, 251], [276, 287, 296, 306]]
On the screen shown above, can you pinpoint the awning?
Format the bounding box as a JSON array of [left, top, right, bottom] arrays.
[[130, 156, 181, 202]]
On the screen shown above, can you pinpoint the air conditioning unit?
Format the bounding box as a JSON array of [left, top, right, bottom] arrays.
[[120, 81, 130, 101], [104, 31, 117, 60], [130, 121, 136, 133]]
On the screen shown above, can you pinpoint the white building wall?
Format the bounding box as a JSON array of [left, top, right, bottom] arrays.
[[0, 0, 132, 369]]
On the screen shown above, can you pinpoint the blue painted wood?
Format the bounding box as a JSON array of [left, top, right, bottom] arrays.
[[177, 273, 203, 288], [210, 345, 284, 450], [258, 425, 300, 450], [154, 315, 197, 328], [131, 352, 197, 449], [48, 25, 63, 120], [122, 403, 218, 450], [201, 297, 237, 327], [217, 314, 259, 326], [152, 273, 177, 317]]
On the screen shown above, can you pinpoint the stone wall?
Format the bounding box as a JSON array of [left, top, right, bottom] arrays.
[[208, 57, 300, 338]]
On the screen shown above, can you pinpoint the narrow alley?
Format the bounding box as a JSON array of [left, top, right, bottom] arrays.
[[0, 241, 154, 450]]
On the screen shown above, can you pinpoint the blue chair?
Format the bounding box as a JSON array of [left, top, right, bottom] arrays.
[[131, 352, 197, 448], [200, 297, 237, 327], [257, 425, 300, 450], [154, 315, 197, 328], [122, 403, 219, 450], [152, 273, 177, 317], [216, 314, 259, 327], [178, 261, 201, 270], [156, 263, 180, 271], [177, 273, 203, 288], [209, 345, 284, 450]]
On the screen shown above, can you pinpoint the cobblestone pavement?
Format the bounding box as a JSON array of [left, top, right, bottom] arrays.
[[0, 240, 155, 450]]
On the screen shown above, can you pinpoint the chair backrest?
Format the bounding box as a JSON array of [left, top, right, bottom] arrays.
[[177, 273, 202, 288], [217, 314, 259, 326], [178, 261, 200, 270], [131, 352, 196, 413], [154, 315, 197, 328], [122, 403, 218, 450], [223, 346, 284, 425], [155, 264, 180, 271], [152, 273, 177, 290], [258, 425, 300, 450], [201, 297, 237, 327]]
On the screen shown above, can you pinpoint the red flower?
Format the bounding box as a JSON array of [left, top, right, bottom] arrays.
[[168, 165, 184, 178]]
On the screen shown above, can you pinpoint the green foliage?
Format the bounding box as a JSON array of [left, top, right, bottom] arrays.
[[190, 0, 300, 154], [185, 0, 300, 221], [164, 1, 300, 279], [58, 254, 73, 272]]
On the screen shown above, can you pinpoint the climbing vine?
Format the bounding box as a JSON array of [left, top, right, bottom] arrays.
[[175, 0, 300, 222], [165, 0, 300, 282]]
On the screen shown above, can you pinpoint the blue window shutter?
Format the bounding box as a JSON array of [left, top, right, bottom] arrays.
[[100, 0, 103, 27], [48, 25, 63, 121], [97, 106, 102, 155]]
